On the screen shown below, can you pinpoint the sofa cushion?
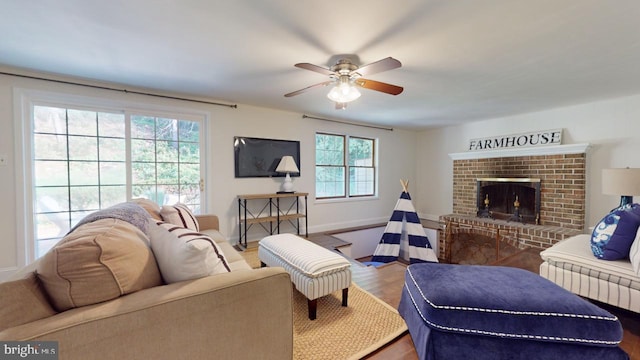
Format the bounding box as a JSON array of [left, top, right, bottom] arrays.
[[150, 221, 231, 283], [37, 218, 162, 312], [131, 198, 163, 220], [591, 205, 640, 260], [161, 203, 200, 231], [216, 241, 252, 271], [0, 272, 57, 331], [541, 234, 637, 281], [199, 228, 228, 244]]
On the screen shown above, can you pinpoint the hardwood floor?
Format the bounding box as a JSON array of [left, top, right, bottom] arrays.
[[306, 231, 640, 360]]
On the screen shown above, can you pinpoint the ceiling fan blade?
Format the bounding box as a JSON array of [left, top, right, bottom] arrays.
[[284, 81, 333, 97], [354, 57, 402, 76], [294, 63, 335, 76], [355, 78, 404, 95]]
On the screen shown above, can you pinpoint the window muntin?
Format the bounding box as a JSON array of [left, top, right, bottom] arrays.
[[32, 105, 203, 258]]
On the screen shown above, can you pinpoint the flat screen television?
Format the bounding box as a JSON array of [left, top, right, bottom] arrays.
[[234, 136, 301, 178]]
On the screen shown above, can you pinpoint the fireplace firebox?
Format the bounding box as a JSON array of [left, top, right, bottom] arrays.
[[476, 178, 541, 224]]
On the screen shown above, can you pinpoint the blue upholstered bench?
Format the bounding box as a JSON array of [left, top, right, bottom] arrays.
[[398, 263, 628, 360]]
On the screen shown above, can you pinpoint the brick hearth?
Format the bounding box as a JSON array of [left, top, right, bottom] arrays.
[[437, 214, 582, 262], [437, 148, 588, 261]]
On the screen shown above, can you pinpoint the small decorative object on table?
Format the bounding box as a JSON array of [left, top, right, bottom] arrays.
[[276, 155, 299, 193]]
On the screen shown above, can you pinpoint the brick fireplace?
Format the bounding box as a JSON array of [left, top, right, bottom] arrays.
[[437, 145, 589, 262]]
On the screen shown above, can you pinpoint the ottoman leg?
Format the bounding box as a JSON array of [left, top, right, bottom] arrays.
[[308, 299, 317, 320], [342, 288, 348, 307]]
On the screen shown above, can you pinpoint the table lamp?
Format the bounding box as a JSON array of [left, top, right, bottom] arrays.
[[276, 156, 299, 193], [602, 168, 640, 208]]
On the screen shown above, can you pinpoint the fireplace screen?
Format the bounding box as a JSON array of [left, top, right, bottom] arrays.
[[476, 178, 541, 224]]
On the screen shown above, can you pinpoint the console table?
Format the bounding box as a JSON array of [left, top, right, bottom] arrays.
[[237, 192, 308, 249]]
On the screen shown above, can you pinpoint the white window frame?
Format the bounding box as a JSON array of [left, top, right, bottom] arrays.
[[13, 88, 210, 264], [315, 132, 378, 201]]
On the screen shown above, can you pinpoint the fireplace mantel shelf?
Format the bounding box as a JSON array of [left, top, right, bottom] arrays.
[[449, 143, 590, 160]]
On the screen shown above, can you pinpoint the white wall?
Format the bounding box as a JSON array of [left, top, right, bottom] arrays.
[[0, 69, 418, 278], [415, 94, 640, 228]]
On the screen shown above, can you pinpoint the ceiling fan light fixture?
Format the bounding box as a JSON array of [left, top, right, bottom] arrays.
[[327, 81, 361, 103], [285, 57, 403, 107]]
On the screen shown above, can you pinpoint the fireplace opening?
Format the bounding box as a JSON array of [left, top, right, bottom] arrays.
[[476, 178, 541, 224]]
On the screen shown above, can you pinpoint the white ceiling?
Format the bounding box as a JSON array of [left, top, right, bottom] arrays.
[[2, 0, 640, 130]]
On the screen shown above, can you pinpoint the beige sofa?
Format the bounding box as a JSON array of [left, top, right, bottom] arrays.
[[0, 206, 293, 360]]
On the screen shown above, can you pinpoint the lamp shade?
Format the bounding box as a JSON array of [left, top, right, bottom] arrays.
[[602, 168, 640, 196], [602, 168, 640, 207], [275, 156, 299, 174]]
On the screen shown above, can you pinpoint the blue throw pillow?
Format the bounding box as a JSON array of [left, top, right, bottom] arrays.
[[591, 204, 640, 260]]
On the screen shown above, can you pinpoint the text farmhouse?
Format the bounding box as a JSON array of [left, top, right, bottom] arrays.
[[468, 129, 562, 151]]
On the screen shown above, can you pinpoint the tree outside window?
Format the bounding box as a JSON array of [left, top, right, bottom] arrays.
[[32, 105, 203, 257]]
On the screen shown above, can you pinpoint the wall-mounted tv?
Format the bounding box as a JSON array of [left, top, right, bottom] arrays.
[[234, 136, 301, 178]]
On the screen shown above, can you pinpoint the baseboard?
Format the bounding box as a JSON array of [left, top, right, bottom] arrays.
[[307, 217, 389, 234], [230, 216, 389, 245]]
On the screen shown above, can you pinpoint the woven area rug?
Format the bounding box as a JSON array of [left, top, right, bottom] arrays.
[[241, 247, 408, 359], [292, 284, 407, 360]]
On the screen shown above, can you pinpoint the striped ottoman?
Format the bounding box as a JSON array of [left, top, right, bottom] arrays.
[[258, 233, 352, 320]]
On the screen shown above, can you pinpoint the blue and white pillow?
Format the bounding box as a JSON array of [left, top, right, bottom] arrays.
[[591, 204, 640, 260]]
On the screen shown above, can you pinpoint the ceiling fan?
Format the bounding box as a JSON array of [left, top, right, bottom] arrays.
[[284, 57, 404, 109]]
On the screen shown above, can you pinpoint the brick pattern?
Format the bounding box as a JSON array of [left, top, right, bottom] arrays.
[[451, 154, 586, 229], [437, 153, 587, 260], [437, 215, 583, 261]]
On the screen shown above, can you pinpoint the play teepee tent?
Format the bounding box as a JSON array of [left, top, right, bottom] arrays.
[[371, 180, 439, 264]]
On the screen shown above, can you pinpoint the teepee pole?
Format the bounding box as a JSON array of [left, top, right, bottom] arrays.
[[400, 179, 409, 193]]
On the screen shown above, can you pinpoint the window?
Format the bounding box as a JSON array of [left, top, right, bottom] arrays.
[[315, 133, 376, 199], [24, 98, 205, 259], [348, 136, 375, 196]]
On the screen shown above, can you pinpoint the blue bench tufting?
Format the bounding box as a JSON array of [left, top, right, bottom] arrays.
[[398, 263, 628, 360]]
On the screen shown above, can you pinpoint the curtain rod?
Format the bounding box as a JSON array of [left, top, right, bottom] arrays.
[[302, 114, 393, 131], [0, 71, 238, 109]]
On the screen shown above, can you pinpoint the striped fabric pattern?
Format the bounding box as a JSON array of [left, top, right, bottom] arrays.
[[259, 234, 350, 277], [540, 234, 640, 313], [258, 234, 351, 301], [371, 191, 438, 264], [160, 203, 200, 231], [150, 220, 230, 283], [541, 261, 640, 313]]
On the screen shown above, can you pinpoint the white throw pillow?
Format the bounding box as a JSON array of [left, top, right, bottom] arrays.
[[630, 227, 640, 276], [148, 220, 230, 284], [160, 203, 200, 231]]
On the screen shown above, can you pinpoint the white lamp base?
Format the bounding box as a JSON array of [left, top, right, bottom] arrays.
[[279, 173, 294, 193]]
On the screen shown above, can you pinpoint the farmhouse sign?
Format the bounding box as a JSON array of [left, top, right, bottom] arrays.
[[468, 129, 562, 151]]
